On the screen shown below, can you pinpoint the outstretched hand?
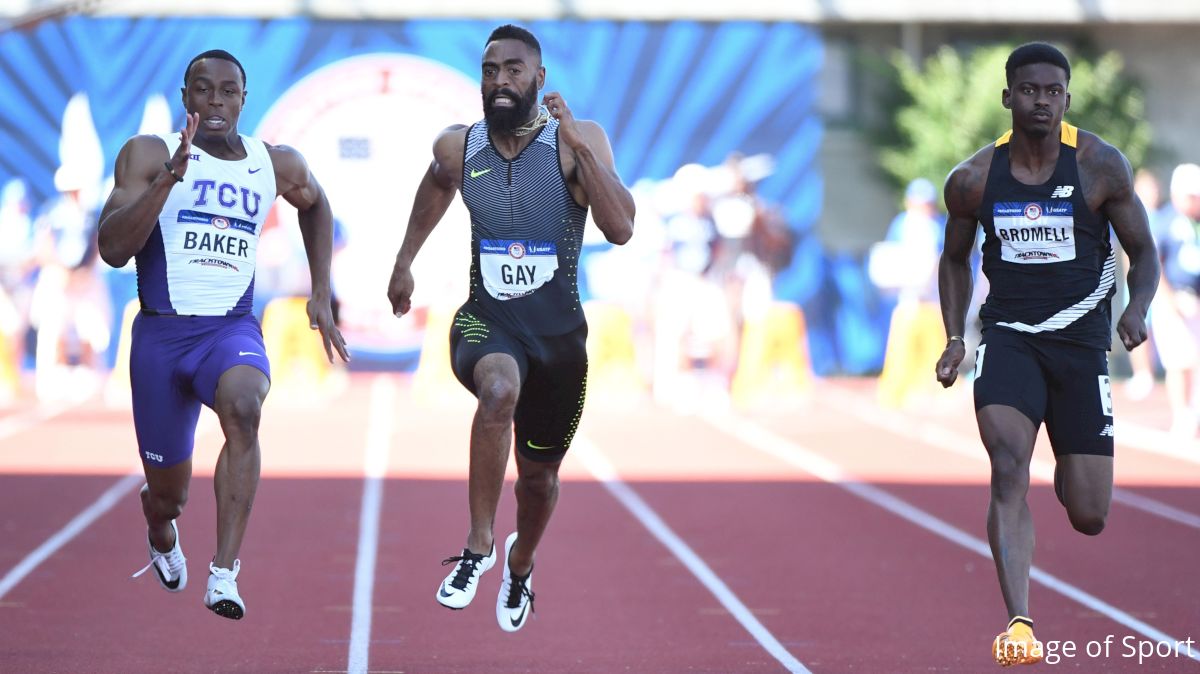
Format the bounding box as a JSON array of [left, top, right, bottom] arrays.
[[307, 294, 350, 363], [167, 112, 199, 178], [935, 340, 966, 388]]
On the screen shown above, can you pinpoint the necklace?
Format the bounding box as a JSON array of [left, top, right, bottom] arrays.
[[511, 106, 550, 137]]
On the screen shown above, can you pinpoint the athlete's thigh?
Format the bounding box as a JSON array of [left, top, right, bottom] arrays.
[[1043, 343, 1114, 458], [1054, 453, 1113, 516], [449, 309, 528, 395], [192, 314, 271, 408], [513, 323, 588, 463], [129, 314, 202, 468], [973, 328, 1048, 428]]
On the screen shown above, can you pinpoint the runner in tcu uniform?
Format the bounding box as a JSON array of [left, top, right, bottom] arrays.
[[98, 50, 349, 620]]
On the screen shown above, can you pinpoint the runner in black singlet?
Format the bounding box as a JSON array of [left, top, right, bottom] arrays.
[[386, 24, 634, 632], [934, 42, 1158, 665]]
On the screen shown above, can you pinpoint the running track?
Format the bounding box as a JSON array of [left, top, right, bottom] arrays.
[[0, 374, 1197, 673]]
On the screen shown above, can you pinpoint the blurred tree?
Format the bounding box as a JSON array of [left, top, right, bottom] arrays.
[[879, 44, 1152, 204]]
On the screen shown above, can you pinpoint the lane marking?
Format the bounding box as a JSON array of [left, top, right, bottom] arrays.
[[574, 436, 811, 674], [0, 402, 76, 444], [702, 413, 1200, 663], [0, 472, 142, 600], [824, 387, 1200, 532], [0, 411, 220, 600], [347, 375, 396, 674], [1114, 421, 1200, 466]]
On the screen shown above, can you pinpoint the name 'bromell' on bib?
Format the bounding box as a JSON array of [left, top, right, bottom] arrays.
[[480, 239, 559, 301], [993, 201, 1076, 264]]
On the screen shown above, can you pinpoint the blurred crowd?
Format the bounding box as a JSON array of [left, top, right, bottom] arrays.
[[581, 152, 799, 410]]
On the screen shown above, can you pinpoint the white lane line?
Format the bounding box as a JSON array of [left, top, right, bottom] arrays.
[[574, 436, 811, 674], [0, 471, 142, 600], [1114, 421, 1200, 466], [347, 375, 396, 674], [0, 409, 222, 600], [823, 387, 1200, 532], [0, 402, 76, 443], [703, 413, 1200, 663]]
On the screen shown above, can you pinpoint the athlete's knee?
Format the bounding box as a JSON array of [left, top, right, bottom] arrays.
[[988, 451, 1031, 500], [477, 376, 519, 419], [1067, 505, 1108, 535], [143, 486, 187, 520], [518, 468, 559, 500], [216, 388, 263, 431]]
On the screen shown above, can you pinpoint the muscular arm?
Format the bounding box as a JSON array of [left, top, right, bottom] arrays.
[[1090, 142, 1159, 349], [936, 154, 987, 386], [270, 143, 350, 362], [387, 126, 464, 316], [567, 121, 635, 245], [98, 116, 198, 267]]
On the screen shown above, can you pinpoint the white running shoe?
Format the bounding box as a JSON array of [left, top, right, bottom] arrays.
[[436, 542, 496, 610], [496, 532, 534, 632], [131, 519, 187, 592], [204, 560, 245, 620]]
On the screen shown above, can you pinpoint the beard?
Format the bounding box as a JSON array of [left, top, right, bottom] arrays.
[[483, 81, 538, 134]]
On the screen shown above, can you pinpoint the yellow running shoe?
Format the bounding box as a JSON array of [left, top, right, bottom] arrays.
[[993, 617, 1043, 666]]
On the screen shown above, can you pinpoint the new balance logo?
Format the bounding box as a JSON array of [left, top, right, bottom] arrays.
[[1099, 424, 1114, 437], [1050, 185, 1074, 198]]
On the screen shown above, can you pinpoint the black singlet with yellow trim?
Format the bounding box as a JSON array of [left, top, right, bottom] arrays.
[[459, 117, 589, 336], [977, 123, 1116, 349]]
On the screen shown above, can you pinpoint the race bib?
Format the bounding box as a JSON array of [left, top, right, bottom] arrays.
[[993, 201, 1075, 264], [174, 209, 257, 263], [480, 239, 558, 301]]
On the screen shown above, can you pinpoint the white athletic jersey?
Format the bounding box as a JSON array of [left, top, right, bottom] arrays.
[[135, 134, 276, 316]]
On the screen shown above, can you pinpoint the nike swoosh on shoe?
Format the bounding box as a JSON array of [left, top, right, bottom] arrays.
[[510, 603, 528, 628]]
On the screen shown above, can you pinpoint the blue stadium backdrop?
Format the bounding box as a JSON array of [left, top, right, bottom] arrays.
[[0, 17, 890, 375]]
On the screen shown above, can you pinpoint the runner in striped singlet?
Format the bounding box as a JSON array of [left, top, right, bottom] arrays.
[[386, 24, 634, 632], [934, 42, 1158, 665]]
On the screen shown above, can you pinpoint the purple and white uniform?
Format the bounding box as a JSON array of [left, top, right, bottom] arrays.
[[131, 134, 275, 467]]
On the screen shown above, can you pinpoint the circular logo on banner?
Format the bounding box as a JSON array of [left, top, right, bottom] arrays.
[[254, 54, 479, 355], [1024, 203, 1042, 220], [212, 217, 230, 230], [508, 242, 526, 259]]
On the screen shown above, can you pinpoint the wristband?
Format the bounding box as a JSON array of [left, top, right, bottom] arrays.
[[163, 161, 184, 183], [947, 335, 965, 345]]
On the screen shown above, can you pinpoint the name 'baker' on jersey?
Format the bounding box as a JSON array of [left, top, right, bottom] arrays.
[[137, 133, 275, 316]]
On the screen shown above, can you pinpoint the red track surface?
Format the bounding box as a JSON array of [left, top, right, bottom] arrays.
[[1, 374, 1197, 673]]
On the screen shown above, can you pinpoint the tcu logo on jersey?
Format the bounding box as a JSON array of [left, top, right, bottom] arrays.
[[191, 180, 262, 218]]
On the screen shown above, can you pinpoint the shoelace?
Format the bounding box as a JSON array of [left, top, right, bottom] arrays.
[[131, 534, 186, 580], [208, 559, 241, 595], [441, 550, 484, 590], [504, 573, 535, 613]]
